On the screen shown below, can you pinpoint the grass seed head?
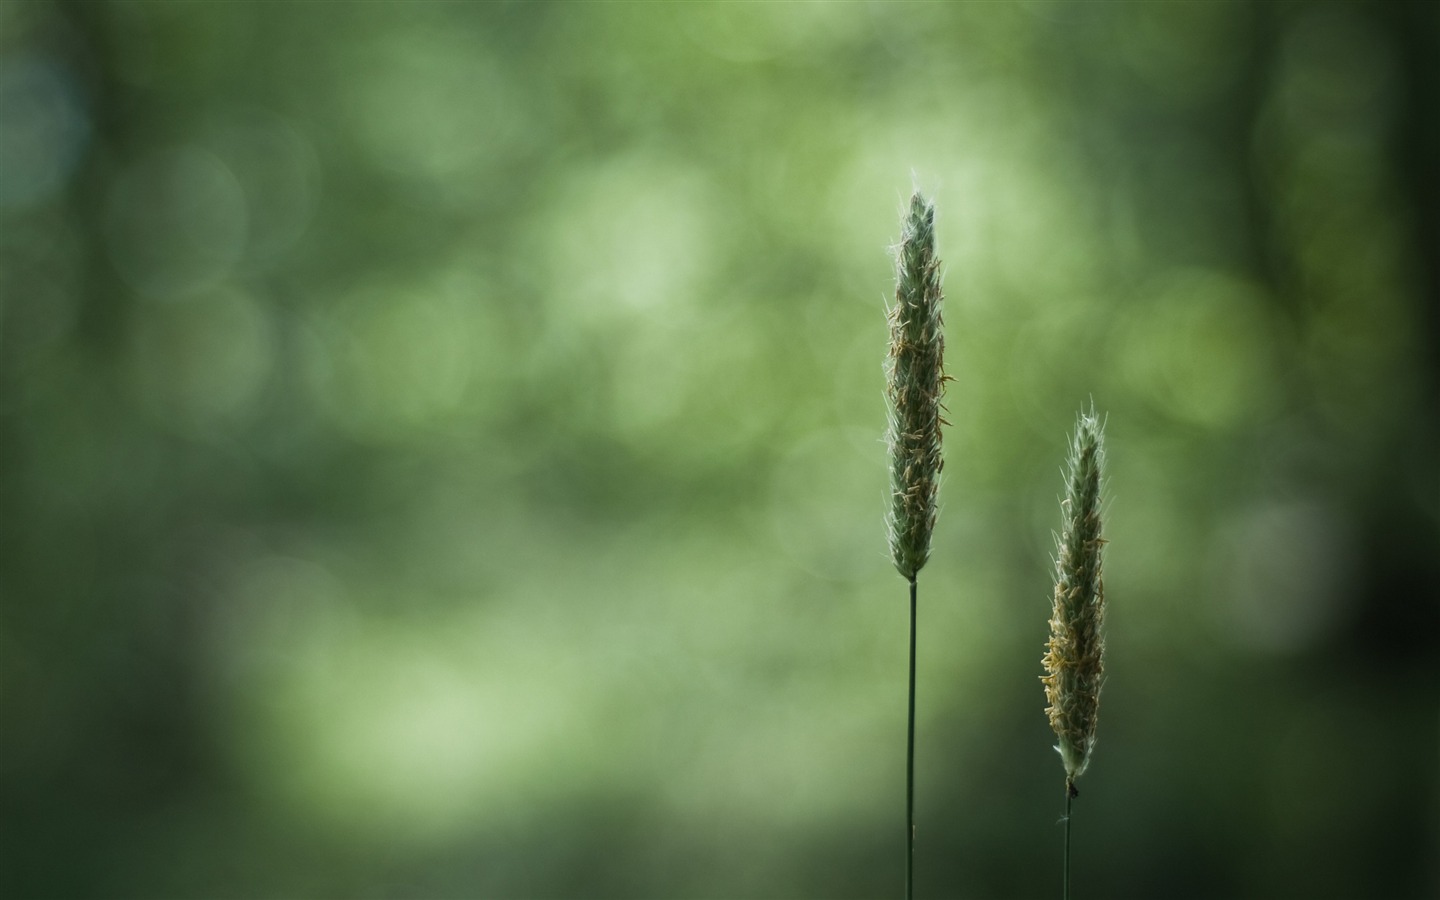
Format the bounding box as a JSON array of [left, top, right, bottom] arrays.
[[1041, 405, 1107, 785], [885, 193, 948, 581]]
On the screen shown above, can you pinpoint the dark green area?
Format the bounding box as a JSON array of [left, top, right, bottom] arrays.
[[2, 2, 1436, 898]]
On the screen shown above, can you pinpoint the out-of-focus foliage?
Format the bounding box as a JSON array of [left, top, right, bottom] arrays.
[[2, 2, 1436, 898]]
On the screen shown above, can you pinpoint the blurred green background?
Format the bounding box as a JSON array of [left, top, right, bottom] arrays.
[[2, 1, 1437, 898]]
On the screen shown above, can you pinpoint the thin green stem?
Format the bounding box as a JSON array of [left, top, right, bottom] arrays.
[[906, 576, 917, 900], [1063, 780, 1074, 900]]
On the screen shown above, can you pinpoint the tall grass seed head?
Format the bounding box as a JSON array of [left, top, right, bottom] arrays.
[[1041, 406, 1107, 784], [885, 193, 948, 581]]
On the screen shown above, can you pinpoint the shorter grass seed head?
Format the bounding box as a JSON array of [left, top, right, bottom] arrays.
[[885, 193, 948, 581], [1041, 407, 1107, 787]]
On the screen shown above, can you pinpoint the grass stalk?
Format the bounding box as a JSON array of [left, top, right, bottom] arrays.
[[1063, 779, 1075, 900], [906, 576, 917, 900], [1042, 407, 1108, 900], [885, 192, 946, 900]]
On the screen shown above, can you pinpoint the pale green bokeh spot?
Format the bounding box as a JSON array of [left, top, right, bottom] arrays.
[[1118, 269, 1280, 429]]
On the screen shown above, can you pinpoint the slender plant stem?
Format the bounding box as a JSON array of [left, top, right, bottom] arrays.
[[1063, 780, 1074, 900], [906, 576, 917, 900]]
